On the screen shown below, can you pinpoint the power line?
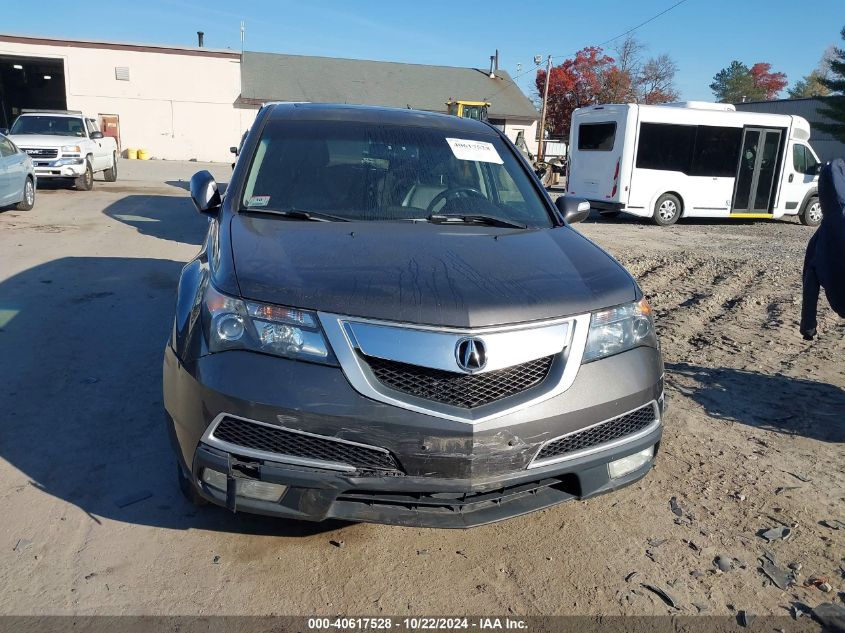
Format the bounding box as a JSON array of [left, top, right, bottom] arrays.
[[486, 0, 692, 100]]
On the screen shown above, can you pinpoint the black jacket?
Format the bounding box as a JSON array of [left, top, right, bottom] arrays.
[[800, 158, 845, 338]]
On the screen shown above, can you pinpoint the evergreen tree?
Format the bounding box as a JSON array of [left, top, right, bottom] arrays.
[[817, 26, 845, 142]]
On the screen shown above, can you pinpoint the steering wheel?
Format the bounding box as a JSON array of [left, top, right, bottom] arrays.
[[425, 187, 486, 215]]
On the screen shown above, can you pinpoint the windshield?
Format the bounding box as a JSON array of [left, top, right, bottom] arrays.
[[9, 115, 86, 137], [241, 119, 553, 227]]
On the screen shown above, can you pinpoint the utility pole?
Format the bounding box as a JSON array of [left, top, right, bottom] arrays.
[[537, 55, 552, 162]]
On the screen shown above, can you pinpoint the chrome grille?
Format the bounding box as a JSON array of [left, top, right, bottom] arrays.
[[211, 417, 402, 473], [21, 148, 58, 159], [534, 404, 657, 464], [362, 354, 554, 409]]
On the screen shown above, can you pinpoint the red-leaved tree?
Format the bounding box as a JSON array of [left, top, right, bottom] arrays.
[[535, 47, 622, 137], [749, 63, 788, 100]]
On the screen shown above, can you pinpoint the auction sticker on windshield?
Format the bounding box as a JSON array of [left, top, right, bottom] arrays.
[[248, 195, 271, 207], [446, 138, 503, 164]]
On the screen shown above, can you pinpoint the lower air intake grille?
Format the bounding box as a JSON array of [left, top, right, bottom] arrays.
[[363, 354, 554, 409], [534, 404, 657, 463], [211, 417, 401, 473]]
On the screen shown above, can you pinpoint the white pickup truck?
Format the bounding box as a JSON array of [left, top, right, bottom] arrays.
[[5, 110, 118, 190]]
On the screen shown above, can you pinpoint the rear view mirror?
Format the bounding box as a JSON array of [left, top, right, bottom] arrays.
[[555, 196, 591, 224], [190, 170, 221, 216]]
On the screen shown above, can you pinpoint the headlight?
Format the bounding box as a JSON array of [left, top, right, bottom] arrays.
[[61, 145, 81, 153], [202, 284, 335, 364], [583, 298, 657, 362]]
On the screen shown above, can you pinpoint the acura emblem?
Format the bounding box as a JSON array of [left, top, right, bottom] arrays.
[[455, 337, 487, 373]]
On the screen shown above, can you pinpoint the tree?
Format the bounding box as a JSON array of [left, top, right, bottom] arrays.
[[614, 36, 679, 104], [710, 60, 787, 102], [788, 70, 831, 98], [535, 46, 618, 137], [817, 26, 845, 142], [749, 63, 788, 100], [638, 54, 680, 104], [710, 61, 758, 102]]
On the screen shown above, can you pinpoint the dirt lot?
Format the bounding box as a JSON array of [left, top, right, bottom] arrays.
[[0, 162, 842, 619]]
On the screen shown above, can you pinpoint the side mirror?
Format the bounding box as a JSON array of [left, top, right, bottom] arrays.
[[230, 146, 238, 155], [0, 128, 8, 136], [90, 131, 104, 139], [190, 170, 221, 216], [555, 196, 591, 224]]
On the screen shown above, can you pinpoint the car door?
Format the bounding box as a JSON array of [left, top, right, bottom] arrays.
[[85, 118, 107, 169], [782, 142, 819, 213], [0, 136, 16, 204]]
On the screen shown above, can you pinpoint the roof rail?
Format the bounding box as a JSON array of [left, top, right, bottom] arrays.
[[20, 109, 83, 115]]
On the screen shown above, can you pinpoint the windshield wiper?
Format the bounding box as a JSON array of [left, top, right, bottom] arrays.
[[242, 208, 349, 222], [428, 213, 527, 229]]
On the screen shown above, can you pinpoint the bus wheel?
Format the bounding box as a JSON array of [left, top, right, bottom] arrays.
[[653, 193, 681, 226], [799, 196, 821, 227]]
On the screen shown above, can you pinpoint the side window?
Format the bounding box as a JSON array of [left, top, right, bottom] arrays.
[[0, 137, 15, 157], [690, 126, 742, 177], [577, 122, 617, 151], [636, 123, 696, 172], [85, 119, 96, 135], [792, 144, 807, 173], [793, 144, 819, 175], [489, 163, 524, 204]]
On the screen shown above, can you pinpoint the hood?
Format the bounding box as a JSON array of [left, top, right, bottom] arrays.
[[7, 134, 82, 147], [229, 217, 637, 328]]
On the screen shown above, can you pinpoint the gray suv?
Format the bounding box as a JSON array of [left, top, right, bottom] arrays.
[[164, 103, 665, 528]]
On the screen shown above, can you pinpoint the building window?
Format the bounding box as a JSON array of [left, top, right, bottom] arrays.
[[577, 122, 616, 151], [115, 66, 130, 81]]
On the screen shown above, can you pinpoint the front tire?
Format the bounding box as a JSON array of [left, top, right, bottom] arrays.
[[16, 177, 35, 210], [103, 153, 118, 182], [75, 158, 94, 191], [800, 196, 821, 227], [653, 193, 681, 226]]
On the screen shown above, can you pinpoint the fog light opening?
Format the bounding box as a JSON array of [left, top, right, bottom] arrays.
[[201, 468, 227, 490], [201, 468, 288, 502], [608, 446, 654, 479], [237, 480, 288, 503]]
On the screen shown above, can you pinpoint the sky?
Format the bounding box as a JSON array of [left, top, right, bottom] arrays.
[[3, 0, 843, 102]]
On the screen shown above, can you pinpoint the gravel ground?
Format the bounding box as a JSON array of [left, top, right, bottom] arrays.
[[0, 162, 842, 620]]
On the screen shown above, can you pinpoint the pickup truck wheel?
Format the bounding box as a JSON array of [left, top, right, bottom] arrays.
[[16, 177, 35, 211], [75, 159, 94, 191], [103, 153, 118, 182], [177, 462, 208, 506]]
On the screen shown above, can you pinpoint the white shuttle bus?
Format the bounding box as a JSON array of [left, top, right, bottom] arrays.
[[567, 102, 822, 226]]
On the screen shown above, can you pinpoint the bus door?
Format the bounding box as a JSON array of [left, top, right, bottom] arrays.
[[731, 127, 784, 215]]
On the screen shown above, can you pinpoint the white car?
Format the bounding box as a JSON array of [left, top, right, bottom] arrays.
[[5, 110, 118, 191]]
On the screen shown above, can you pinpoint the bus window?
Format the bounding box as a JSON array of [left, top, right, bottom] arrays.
[[636, 123, 695, 172], [578, 122, 617, 151], [793, 144, 819, 175], [690, 126, 742, 177]]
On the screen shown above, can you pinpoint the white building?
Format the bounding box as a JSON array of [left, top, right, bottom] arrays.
[[0, 34, 538, 163]]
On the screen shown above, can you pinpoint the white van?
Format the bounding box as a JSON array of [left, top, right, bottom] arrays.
[[567, 102, 822, 226]]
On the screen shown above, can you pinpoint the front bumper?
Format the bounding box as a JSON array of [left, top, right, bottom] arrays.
[[164, 344, 664, 528], [32, 159, 86, 178]]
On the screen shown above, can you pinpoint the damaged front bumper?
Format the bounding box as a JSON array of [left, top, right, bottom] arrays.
[[163, 343, 664, 528]]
